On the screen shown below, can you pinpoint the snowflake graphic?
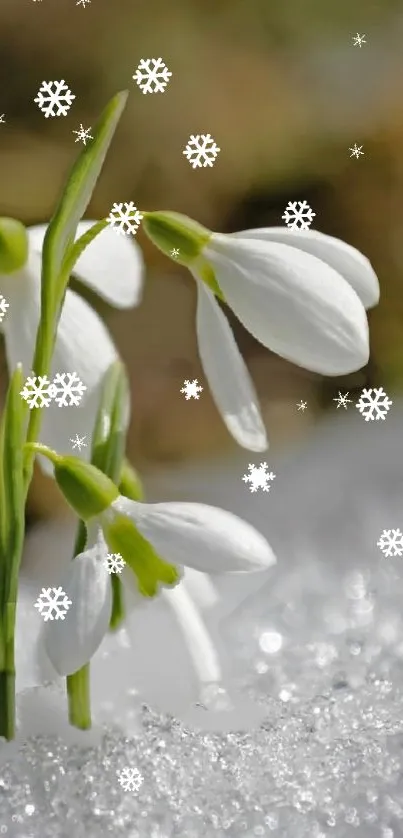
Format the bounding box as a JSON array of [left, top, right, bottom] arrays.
[[70, 434, 87, 452], [349, 144, 364, 159], [133, 57, 172, 94], [73, 123, 93, 145], [34, 587, 72, 621], [20, 376, 57, 409], [242, 463, 276, 494], [282, 201, 316, 231], [377, 529, 403, 558], [117, 767, 144, 792], [352, 33, 366, 47], [34, 80, 76, 118], [296, 400, 307, 412], [52, 372, 87, 407], [333, 391, 352, 410], [0, 294, 9, 322], [171, 248, 180, 259], [180, 379, 203, 400], [107, 203, 143, 236], [356, 387, 393, 421], [105, 553, 126, 574], [0, 114, 5, 124], [183, 134, 221, 169]]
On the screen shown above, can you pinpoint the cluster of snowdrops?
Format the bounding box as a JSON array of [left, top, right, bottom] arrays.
[[0, 90, 380, 740]]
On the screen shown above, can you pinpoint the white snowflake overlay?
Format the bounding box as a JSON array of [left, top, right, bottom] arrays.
[[73, 124, 93, 145], [70, 434, 87, 452], [333, 391, 352, 410], [377, 529, 403, 558], [352, 33, 366, 48], [355, 387, 393, 421], [20, 376, 57, 409], [242, 463, 276, 494], [117, 767, 144, 792], [282, 201, 316, 231], [20, 373, 87, 409], [52, 372, 87, 406], [349, 144, 364, 159], [34, 80, 76, 118], [180, 379, 203, 400], [104, 553, 126, 574], [183, 135, 221, 169], [34, 587, 72, 621], [133, 58, 172, 94], [107, 203, 143, 236], [0, 293, 9, 322]]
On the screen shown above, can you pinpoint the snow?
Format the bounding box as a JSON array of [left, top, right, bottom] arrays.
[[2, 401, 403, 835]]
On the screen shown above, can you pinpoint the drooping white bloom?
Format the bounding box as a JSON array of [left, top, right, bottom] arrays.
[[190, 227, 378, 451], [228, 227, 379, 310], [0, 220, 144, 471], [43, 524, 112, 676], [42, 497, 276, 677], [195, 230, 373, 378]]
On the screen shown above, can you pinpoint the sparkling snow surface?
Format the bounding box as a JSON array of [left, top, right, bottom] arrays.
[[1, 403, 403, 837]]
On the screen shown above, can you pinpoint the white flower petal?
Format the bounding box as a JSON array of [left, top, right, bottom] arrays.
[[28, 221, 144, 309], [43, 530, 112, 676], [1, 255, 118, 470], [195, 279, 268, 452], [111, 496, 277, 574], [230, 227, 379, 309], [204, 235, 369, 376]]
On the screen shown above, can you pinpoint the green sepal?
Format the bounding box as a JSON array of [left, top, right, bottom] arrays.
[[103, 513, 180, 598], [0, 219, 28, 274], [192, 257, 224, 300], [141, 211, 211, 265]]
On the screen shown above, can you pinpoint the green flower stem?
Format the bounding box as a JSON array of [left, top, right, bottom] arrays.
[[109, 574, 125, 631], [0, 605, 16, 740], [22, 297, 59, 492], [66, 664, 91, 730], [66, 520, 92, 729]]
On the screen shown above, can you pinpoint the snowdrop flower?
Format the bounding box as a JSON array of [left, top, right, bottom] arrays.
[[0, 218, 144, 471], [142, 213, 380, 454], [41, 482, 276, 677], [42, 524, 112, 678]]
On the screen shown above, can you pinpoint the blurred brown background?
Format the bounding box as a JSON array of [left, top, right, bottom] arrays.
[[1, 0, 403, 518]]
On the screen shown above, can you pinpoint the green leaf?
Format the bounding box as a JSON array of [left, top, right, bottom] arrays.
[[91, 360, 130, 484], [41, 90, 129, 307], [1, 366, 26, 604]]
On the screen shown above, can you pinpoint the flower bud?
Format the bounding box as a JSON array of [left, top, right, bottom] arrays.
[[53, 456, 119, 520], [141, 211, 211, 266], [0, 218, 29, 274]]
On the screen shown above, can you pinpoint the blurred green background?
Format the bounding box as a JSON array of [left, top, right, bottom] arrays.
[[1, 0, 402, 515]]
